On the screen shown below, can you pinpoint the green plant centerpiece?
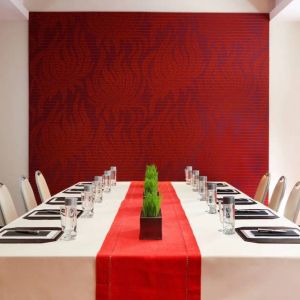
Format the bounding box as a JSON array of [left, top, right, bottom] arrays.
[[139, 165, 162, 240]]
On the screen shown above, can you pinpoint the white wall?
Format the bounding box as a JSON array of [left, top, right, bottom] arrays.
[[270, 20, 300, 215], [0, 20, 28, 223]]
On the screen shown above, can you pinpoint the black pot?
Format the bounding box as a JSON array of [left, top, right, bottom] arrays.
[[139, 209, 162, 240]]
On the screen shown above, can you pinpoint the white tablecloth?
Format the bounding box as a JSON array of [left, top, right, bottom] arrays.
[[172, 182, 300, 300], [0, 182, 130, 300], [0, 181, 300, 300]]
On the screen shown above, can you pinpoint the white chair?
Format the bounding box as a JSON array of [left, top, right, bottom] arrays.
[[35, 170, 51, 202], [284, 181, 300, 223], [268, 176, 286, 212], [254, 173, 270, 203], [0, 183, 18, 224], [20, 176, 38, 211]]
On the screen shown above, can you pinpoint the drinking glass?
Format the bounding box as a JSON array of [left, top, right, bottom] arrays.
[[110, 166, 117, 186], [217, 198, 224, 232], [207, 183, 217, 214], [60, 198, 77, 240], [102, 175, 105, 191], [94, 176, 103, 203], [198, 176, 207, 201], [103, 170, 111, 192], [184, 167, 188, 184], [186, 166, 193, 185], [81, 185, 95, 218], [192, 170, 200, 191], [223, 196, 235, 235]]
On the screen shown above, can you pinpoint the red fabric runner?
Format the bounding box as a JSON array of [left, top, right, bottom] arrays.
[[96, 182, 201, 300]]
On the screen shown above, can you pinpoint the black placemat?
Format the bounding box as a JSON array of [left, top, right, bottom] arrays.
[[217, 189, 240, 195], [218, 197, 256, 205], [252, 230, 298, 237], [207, 182, 228, 187], [216, 183, 228, 187], [0, 227, 63, 243], [63, 188, 83, 194], [75, 182, 92, 187], [234, 198, 257, 205], [23, 209, 83, 220], [46, 197, 82, 205], [235, 209, 278, 219], [236, 227, 300, 244], [3, 230, 51, 237]]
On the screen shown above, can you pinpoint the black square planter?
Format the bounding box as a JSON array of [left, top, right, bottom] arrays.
[[139, 209, 162, 240]]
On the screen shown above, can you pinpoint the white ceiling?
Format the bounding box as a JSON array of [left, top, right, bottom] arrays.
[[2, 0, 300, 21], [0, 0, 27, 20], [22, 0, 275, 13], [273, 0, 300, 21]]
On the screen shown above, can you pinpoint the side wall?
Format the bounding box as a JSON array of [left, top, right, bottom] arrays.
[[0, 21, 28, 221], [270, 20, 300, 214]]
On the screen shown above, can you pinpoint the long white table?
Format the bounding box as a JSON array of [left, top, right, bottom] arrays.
[[0, 181, 300, 300], [0, 182, 130, 300], [173, 182, 300, 300]]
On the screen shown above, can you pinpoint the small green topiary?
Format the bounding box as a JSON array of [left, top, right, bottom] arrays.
[[142, 165, 161, 217], [142, 193, 161, 217]]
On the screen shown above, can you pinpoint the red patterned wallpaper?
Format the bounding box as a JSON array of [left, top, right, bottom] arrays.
[[29, 13, 269, 196]]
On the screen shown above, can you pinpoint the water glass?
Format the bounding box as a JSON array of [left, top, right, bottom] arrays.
[[223, 196, 235, 235], [103, 170, 111, 192], [217, 198, 223, 223], [110, 166, 117, 186], [192, 170, 200, 191], [184, 167, 188, 184], [185, 166, 193, 185], [81, 185, 95, 218], [102, 176, 105, 191], [60, 198, 77, 240], [207, 183, 217, 214], [217, 198, 224, 232], [94, 176, 103, 203], [198, 176, 207, 201]]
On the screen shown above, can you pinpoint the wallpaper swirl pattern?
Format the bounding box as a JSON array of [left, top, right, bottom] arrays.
[[29, 13, 269, 196]]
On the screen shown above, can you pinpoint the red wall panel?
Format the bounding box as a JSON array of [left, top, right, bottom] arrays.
[[29, 12, 269, 196]]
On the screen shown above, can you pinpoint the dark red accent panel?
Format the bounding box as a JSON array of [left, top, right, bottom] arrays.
[[29, 13, 269, 196]]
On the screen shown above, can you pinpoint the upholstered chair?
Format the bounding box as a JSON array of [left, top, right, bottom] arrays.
[[35, 170, 51, 202], [254, 173, 270, 203], [268, 176, 286, 212]]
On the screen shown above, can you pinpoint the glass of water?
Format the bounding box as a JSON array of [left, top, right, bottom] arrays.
[[110, 166, 117, 186], [81, 185, 95, 218], [103, 170, 111, 192], [94, 176, 103, 203], [60, 197, 77, 241], [207, 183, 217, 214], [184, 167, 188, 184], [198, 176, 207, 201], [192, 170, 200, 191], [217, 198, 224, 231], [186, 166, 193, 185], [223, 196, 235, 235]]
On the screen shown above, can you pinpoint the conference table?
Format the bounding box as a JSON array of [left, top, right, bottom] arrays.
[[0, 181, 300, 300]]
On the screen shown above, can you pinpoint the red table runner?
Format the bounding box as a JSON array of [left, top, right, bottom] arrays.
[[96, 182, 201, 300]]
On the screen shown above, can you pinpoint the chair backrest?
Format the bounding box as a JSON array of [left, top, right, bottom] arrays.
[[0, 183, 18, 224], [268, 176, 286, 212], [20, 176, 37, 211], [254, 173, 270, 203], [284, 181, 300, 223], [35, 170, 51, 202]]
